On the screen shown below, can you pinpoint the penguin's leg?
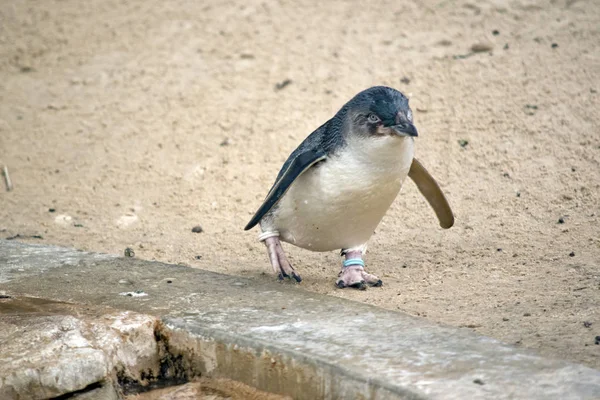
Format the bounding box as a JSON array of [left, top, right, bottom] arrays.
[[264, 236, 302, 282], [336, 246, 383, 290]]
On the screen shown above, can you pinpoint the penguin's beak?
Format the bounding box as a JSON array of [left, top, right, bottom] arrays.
[[390, 122, 418, 137]]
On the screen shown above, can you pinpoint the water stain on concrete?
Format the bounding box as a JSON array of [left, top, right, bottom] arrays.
[[126, 378, 290, 400]]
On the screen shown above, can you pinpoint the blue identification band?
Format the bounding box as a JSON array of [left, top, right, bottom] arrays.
[[343, 259, 365, 268]]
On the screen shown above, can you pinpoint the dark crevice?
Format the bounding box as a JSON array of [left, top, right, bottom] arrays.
[[117, 321, 192, 395], [49, 381, 104, 399]]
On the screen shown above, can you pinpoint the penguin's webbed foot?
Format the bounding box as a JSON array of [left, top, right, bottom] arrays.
[[335, 266, 382, 290], [264, 236, 302, 283], [335, 248, 382, 290]]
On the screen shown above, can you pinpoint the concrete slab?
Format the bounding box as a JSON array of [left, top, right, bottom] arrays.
[[1, 240, 599, 399]]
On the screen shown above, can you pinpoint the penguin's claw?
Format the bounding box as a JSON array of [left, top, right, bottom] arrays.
[[361, 271, 383, 287], [276, 262, 302, 283], [279, 271, 302, 283]]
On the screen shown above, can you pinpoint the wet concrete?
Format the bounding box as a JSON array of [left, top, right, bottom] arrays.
[[1, 240, 599, 399], [125, 378, 291, 400]]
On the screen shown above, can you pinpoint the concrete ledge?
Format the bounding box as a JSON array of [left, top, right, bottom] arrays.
[[1, 240, 599, 399]]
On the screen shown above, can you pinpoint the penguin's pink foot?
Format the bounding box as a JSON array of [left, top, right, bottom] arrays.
[[264, 236, 302, 282], [335, 250, 382, 290]]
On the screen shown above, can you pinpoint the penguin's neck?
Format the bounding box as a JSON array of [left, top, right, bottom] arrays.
[[337, 134, 415, 179]]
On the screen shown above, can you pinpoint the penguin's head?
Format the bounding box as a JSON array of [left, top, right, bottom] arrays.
[[343, 86, 418, 139]]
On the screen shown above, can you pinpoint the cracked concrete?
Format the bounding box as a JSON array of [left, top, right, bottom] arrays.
[[0, 240, 599, 399]]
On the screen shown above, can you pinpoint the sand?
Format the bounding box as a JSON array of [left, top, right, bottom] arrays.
[[1, 0, 599, 369]]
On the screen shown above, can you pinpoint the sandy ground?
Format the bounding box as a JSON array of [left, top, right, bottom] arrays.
[[1, 0, 599, 369]]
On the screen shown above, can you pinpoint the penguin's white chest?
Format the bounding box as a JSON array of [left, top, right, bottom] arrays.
[[271, 136, 414, 251]]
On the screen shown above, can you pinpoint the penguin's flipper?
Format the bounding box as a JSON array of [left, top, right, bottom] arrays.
[[408, 158, 454, 229], [244, 149, 327, 230]]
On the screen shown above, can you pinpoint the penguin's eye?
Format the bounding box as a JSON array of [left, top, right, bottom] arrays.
[[367, 113, 380, 123]]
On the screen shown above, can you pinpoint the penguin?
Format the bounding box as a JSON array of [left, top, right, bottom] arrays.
[[245, 86, 454, 289]]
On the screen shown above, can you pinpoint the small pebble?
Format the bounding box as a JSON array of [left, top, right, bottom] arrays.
[[458, 139, 469, 148], [523, 312, 531, 317], [195, 255, 202, 260], [497, 248, 502, 252], [124, 247, 135, 257], [502, 317, 509, 321], [516, 191, 521, 197], [54, 214, 73, 225], [595, 336, 600, 345], [191, 225, 203, 233], [48, 208, 56, 213], [558, 217, 565, 224], [453, 53, 472, 60], [569, 251, 575, 257], [583, 321, 592, 328], [492, 30, 500, 35], [551, 43, 558, 48], [275, 79, 292, 91], [116, 214, 138, 228], [473, 379, 485, 385], [503, 172, 510, 178], [471, 42, 494, 53], [119, 290, 148, 297], [220, 138, 231, 146], [503, 43, 509, 50], [400, 77, 411, 85]]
